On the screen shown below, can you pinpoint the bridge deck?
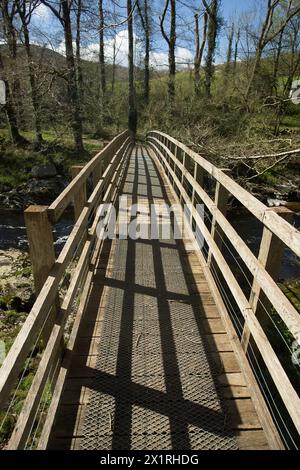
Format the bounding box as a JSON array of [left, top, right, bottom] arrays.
[[48, 146, 269, 450]]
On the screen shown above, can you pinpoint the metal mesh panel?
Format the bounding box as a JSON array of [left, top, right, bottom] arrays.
[[80, 148, 238, 450]]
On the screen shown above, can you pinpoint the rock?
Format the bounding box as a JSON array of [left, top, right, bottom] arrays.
[[267, 199, 287, 207], [31, 163, 57, 179], [0, 175, 68, 211], [0, 183, 11, 193]]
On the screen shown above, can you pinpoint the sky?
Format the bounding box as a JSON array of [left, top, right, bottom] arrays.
[[30, 0, 266, 69]]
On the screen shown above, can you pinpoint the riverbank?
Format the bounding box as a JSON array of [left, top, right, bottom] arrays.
[[0, 249, 34, 361]]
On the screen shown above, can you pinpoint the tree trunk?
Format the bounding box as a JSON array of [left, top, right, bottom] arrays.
[[99, 0, 106, 95], [61, 0, 84, 154], [23, 24, 43, 146], [194, 12, 208, 96], [1, 0, 23, 126], [160, 0, 176, 103], [127, 0, 137, 134], [272, 28, 284, 96], [224, 23, 234, 87], [204, 0, 219, 98], [144, 0, 150, 104], [0, 50, 24, 145], [168, 0, 176, 102], [233, 28, 240, 72], [75, 0, 84, 104]]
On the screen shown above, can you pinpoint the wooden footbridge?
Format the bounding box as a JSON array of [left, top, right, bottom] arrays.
[[0, 130, 300, 450]]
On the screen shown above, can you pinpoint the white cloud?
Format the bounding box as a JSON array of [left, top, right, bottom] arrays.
[[150, 47, 193, 70], [32, 3, 50, 20], [45, 29, 193, 70]]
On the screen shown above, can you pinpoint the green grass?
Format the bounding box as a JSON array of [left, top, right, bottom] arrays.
[[0, 129, 105, 190]]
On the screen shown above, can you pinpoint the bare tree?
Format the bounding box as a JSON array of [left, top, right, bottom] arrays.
[[0, 0, 25, 141], [0, 48, 24, 144], [99, 0, 106, 99], [75, 0, 84, 104], [202, 0, 220, 98], [245, 0, 300, 104], [16, 0, 43, 146], [40, 0, 84, 154], [137, 0, 151, 104], [128, 0, 137, 134], [160, 0, 176, 103], [233, 27, 240, 72], [194, 11, 208, 96], [223, 22, 234, 86]]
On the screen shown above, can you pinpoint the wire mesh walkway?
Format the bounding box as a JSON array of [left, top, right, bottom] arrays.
[[45, 145, 272, 450], [78, 146, 237, 450]]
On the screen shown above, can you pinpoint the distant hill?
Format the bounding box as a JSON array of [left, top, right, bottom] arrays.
[[0, 43, 132, 83]]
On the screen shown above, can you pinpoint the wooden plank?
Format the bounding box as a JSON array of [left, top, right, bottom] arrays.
[[235, 430, 269, 450], [226, 399, 262, 430]]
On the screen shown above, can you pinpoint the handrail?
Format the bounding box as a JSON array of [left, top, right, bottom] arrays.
[[148, 130, 300, 258], [147, 131, 300, 443], [0, 132, 133, 449], [48, 130, 130, 223]]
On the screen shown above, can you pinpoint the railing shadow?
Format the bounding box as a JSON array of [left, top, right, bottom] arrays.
[[48, 145, 239, 450]]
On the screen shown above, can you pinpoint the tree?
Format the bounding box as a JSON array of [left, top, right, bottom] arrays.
[[127, 0, 137, 134], [0, 0, 25, 143], [194, 11, 208, 96], [75, 0, 84, 104], [223, 22, 234, 86], [0, 48, 24, 145], [16, 0, 43, 146], [160, 0, 176, 103], [40, 0, 84, 154], [203, 0, 220, 98], [245, 0, 300, 104], [98, 0, 106, 96], [137, 0, 151, 104], [233, 27, 240, 72]]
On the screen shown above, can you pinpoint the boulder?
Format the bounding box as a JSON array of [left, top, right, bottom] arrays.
[[31, 163, 57, 179]]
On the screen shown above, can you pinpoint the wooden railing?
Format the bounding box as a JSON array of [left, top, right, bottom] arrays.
[[0, 130, 133, 449], [147, 130, 300, 449]]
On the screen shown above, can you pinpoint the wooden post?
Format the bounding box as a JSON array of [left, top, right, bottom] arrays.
[[24, 206, 56, 295], [71, 165, 87, 221], [207, 181, 229, 266], [24, 206, 59, 345], [241, 207, 294, 351]]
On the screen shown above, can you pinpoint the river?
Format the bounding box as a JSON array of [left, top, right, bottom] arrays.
[[0, 210, 74, 254]]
